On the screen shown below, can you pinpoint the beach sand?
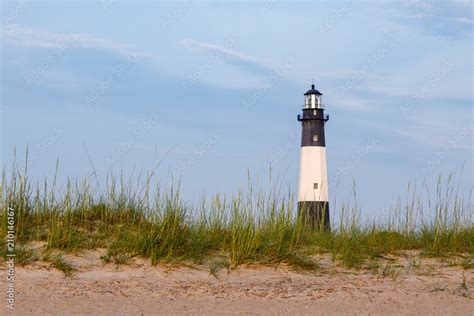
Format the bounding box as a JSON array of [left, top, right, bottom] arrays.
[[1, 249, 472, 315]]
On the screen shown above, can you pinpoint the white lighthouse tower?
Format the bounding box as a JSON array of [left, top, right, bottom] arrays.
[[297, 84, 330, 229]]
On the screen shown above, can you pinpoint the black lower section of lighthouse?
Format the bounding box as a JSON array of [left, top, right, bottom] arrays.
[[298, 201, 330, 230]]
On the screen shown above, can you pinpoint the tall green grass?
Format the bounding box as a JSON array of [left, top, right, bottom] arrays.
[[0, 157, 472, 271]]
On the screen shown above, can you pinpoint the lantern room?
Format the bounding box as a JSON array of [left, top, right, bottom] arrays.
[[304, 84, 323, 109]]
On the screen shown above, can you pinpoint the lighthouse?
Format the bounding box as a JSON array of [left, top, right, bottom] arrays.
[[297, 84, 330, 229]]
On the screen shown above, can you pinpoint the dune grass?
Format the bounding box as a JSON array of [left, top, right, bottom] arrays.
[[0, 157, 472, 272]]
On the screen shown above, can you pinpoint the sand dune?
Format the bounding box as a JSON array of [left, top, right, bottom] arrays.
[[1, 250, 473, 315]]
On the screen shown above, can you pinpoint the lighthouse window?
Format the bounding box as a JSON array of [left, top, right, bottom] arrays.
[[314, 183, 318, 190], [313, 135, 318, 142], [306, 96, 311, 107]]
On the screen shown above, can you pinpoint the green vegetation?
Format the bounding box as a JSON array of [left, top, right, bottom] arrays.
[[51, 254, 75, 276], [0, 156, 472, 273]]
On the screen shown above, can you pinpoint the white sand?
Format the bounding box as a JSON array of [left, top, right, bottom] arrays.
[[1, 250, 473, 315]]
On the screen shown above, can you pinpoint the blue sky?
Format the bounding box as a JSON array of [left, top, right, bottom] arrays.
[[1, 1, 472, 219]]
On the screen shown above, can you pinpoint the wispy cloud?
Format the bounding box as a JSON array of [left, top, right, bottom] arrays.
[[1, 24, 157, 59], [364, 119, 473, 151], [330, 95, 374, 112], [385, 0, 473, 37], [179, 38, 270, 71]]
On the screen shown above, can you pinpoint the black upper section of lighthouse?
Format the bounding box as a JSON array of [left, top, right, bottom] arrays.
[[304, 84, 322, 96], [298, 84, 329, 147]]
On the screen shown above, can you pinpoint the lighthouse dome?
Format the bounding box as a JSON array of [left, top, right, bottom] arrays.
[[304, 84, 322, 96]]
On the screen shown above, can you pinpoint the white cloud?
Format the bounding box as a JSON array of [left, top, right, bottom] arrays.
[[1, 24, 157, 60], [329, 95, 374, 112], [453, 16, 474, 25], [384, 0, 474, 34], [179, 38, 269, 70], [363, 115, 473, 151]]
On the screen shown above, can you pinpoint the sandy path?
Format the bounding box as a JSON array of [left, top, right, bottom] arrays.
[[1, 251, 472, 315]]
